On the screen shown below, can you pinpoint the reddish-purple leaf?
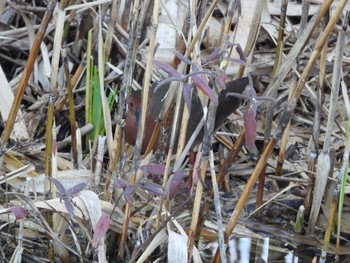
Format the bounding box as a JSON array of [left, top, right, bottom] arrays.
[[226, 42, 234, 49], [197, 70, 209, 83], [191, 64, 200, 72], [154, 61, 182, 78], [115, 178, 127, 189], [216, 73, 227, 90], [66, 183, 87, 196], [218, 72, 227, 83], [140, 164, 166, 176], [124, 185, 136, 203], [226, 57, 246, 66], [135, 181, 166, 196], [243, 75, 256, 98], [174, 52, 193, 65], [206, 48, 221, 62], [64, 198, 75, 219], [49, 178, 66, 194], [92, 214, 110, 248], [153, 78, 181, 93], [235, 43, 246, 62], [168, 171, 185, 200], [9, 206, 27, 220], [243, 105, 257, 152], [192, 75, 218, 106]]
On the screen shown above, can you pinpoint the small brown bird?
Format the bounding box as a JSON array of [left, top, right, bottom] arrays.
[[125, 77, 248, 152]]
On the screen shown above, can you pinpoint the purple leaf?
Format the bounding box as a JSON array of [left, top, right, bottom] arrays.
[[192, 75, 218, 106], [218, 72, 227, 82], [248, 74, 256, 95], [9, 206, 27, 220], [49, 178, 66, 194], [196, 70, 209, 83], [206, 48, 221, 62], [235, 43, 246, 62], [124, 185, 136, 203], [174, 52, 193, 65], [226, 42, 234, 49], [64, 198, 75, 219], [226, 57, 246, 66], [153, 78, 181, 93], [115, 179, 127, 189], [154, 61, 182, 78], [140, 164, 166, 176], [216, 73, 227, 90], [243, 105, 257, 152], [168, 171, 185, 200], [191, 64, 200, 72], [135, 181, 166, 196], [66, 183, 87, 196], [92, 214, 110, 248]]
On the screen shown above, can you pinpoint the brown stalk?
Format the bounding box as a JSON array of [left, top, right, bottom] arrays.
[[187, 148, 208, 261], [63, 50, 78, 169], [212, 0, 348, 261], [322, 197, 337, 260], [0, 0, 55, 166], [144, 124, 161, 155], [70, 61, 85, 89], [55, 59, 85, 111], [44, 96, 55, 261], [222, 0, 237, 42], [44, 96, 55, 179]]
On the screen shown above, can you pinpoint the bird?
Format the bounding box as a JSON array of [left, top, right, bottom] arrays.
[[124, 77, 249, 153]]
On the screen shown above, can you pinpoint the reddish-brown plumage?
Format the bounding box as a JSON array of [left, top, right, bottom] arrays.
[[124, 92, 157, 152]]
